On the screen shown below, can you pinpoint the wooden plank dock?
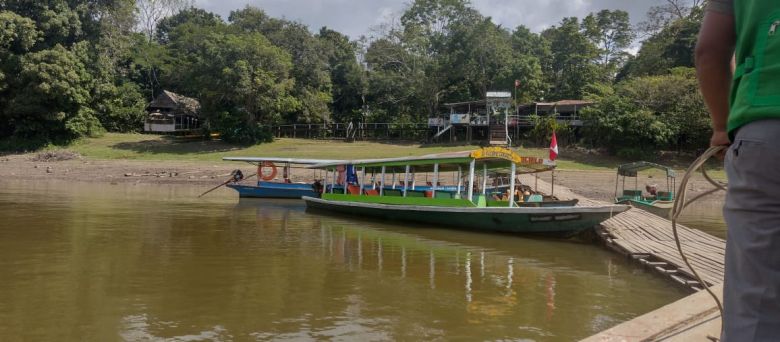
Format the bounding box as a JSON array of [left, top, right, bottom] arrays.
[[517, 173, 726, 340], [519, 173, 725, 291]]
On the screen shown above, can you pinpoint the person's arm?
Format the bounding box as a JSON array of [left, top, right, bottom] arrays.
[[695, 10, 736, 147]]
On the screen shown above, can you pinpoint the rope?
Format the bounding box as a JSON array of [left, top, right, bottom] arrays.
[[670, 145, 728, 329]]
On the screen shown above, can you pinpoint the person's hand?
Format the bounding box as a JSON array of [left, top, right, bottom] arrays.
[[710, 130, 731, 160]]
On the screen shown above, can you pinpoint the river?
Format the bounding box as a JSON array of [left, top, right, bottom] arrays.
[[0, 180, 709, 341]]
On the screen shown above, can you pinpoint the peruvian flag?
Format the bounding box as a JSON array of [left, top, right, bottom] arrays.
[[549, 131, 559, 161]]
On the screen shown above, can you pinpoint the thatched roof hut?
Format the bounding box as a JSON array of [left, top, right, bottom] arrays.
[[144, 91, 201, 133], [147, 90, 201, 116]]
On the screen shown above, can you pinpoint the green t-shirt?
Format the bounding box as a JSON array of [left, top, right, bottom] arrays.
[[726, 1, 780, 136]]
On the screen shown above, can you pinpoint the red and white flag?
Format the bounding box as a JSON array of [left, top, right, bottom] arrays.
[[549, 131, 559, 161], [514, 79, 521, 88]]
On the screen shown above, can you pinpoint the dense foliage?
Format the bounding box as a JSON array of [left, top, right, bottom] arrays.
[[0, 0, 710, 152]]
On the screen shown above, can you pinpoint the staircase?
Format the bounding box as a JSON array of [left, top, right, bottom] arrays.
[[432, 124, 452, 140], [489, 124, 507, 145]]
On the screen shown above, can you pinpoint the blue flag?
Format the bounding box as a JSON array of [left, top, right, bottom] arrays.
[[346, 165, 358, 184]]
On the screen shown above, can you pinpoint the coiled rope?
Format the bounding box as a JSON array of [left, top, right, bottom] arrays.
[[670, 145, 728, 322]]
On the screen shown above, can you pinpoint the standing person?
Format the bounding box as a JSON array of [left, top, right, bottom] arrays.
[[696, 1, 780, 340]]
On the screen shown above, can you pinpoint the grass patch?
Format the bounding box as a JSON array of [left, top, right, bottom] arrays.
[[59, 133, 724, 176], [65, 133, 487, 162]]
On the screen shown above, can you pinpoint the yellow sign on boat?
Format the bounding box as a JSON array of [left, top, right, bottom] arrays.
[[470, 147, 538, 164]]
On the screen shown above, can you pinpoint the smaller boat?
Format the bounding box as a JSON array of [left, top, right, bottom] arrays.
[[222, 157, 344, 199], [614, 161, 676, 218]]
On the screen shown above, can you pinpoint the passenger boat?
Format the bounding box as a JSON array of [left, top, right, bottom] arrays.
[[222, 157, 344, 199], [303, 147, 628, 236], [614, 161, 676, 218]]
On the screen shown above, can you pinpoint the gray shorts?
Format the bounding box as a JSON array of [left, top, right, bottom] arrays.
[[723, 119, 780, 341]]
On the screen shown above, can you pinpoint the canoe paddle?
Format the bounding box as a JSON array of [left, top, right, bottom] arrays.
[[198, 172, 256, 198]]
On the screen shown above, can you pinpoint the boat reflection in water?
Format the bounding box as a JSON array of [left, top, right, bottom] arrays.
[[223, 202, 684, 341]]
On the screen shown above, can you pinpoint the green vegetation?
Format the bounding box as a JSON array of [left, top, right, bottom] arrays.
[[2, 0, 710, 155], [62, 133, 722, 176]]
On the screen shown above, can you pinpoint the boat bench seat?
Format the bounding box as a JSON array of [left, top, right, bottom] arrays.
[[406, 190, 426, 198], [623, 190, 643, 198], [383, 189, 403, 197], [657, 191, 674, 201], [348, 185, 361, 195], [526, 194, 544, 203], [421, 191, 455, 199], [434, 191, 454, 199]]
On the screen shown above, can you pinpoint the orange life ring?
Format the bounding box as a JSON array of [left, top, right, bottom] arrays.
[[259, 161, 278, 181]]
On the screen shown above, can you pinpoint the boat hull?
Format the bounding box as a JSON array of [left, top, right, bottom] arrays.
[[616, 199, 673, 219], [304, 197, 628, 236], [227, 182, 319, 199]]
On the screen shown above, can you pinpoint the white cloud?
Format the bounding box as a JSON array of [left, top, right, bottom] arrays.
[[192, 0, 665, 39]]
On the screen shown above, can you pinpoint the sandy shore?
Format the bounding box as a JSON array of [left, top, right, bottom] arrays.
[[0, 153, 245, 186], [0, 152, 725, 202]]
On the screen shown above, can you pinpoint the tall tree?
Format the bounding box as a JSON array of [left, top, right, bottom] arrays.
[[155, 7, 221, 44], [229, 7, 332, 123], [1, 1, 147, 146], [618, 6, 703, 79], [637, 0, 704, 36], [136, 0, 193, 41], [542, 17, 601, 100], [318, 27, 366, 123], [581, 10, 634, 72]]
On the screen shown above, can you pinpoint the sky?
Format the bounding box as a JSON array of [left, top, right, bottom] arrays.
[[193, 0, 665, 39]]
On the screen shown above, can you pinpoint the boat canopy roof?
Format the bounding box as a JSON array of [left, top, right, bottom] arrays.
[[308, 147, 555, 173], [223, 157, 344, 165], [617, 161, 676, 178]]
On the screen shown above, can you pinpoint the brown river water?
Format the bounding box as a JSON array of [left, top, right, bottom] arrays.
[[0, 179, 726, 341]]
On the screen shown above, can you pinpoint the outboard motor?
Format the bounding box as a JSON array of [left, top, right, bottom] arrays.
[[312, 179, 324, 197], [231, 169, 244, 183]]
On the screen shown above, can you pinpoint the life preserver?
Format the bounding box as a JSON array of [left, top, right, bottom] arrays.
[[258, 161, 278, 181]]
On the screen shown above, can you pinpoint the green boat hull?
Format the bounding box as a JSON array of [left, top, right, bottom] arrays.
[[304, 197, 628, 237], [615, 199, 673, 219]]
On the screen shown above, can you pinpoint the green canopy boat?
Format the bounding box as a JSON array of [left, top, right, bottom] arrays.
[[614, 161, 676, 219], [303, 147, 629, 237]]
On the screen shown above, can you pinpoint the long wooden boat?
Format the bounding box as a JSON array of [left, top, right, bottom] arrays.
[[614, 161, 676, 219], [304, 147, 629, 236], [222, 157, 344, 199]]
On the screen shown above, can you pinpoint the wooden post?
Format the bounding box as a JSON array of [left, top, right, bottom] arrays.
[[509, 163, 516, 208], [331, 168, 337, 193], [551, 170, 555, 196], [467, 159, 476, 202], [344, 166, 349, 195], [535, 173, 538, 192], [482, 163, 488, 195], [324, 169, 329, 193], [457, 166, 462, 197], [360, 167, 366, 196], [432, 163, 439, 198], [403, 165, 410, 197], [380, 166, 386, 196]]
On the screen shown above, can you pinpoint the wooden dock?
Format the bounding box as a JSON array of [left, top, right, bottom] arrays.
[[520, 174, 725, 291]]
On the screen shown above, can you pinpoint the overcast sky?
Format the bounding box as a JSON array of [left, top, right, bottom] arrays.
[[193, 0, 665, 39]]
